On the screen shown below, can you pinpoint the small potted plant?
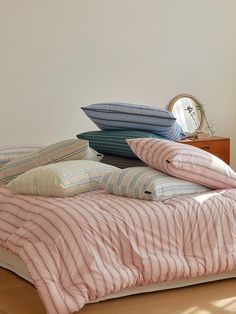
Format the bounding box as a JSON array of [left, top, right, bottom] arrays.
[[185, 103, 214, 137]]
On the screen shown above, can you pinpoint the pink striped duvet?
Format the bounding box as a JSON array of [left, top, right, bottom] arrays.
[[1, 186, 236, 314]]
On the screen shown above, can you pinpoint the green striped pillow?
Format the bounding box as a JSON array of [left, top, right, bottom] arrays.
[[77, 130, 164, 158], [99, 166, 211, 201], [8, 160, 118, 197], [0, 139, 94, 184]]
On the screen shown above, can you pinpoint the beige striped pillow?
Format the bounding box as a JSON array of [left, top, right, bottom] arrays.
[[0, 144, 45, 168], [0, 139, 91, 184], [0, 144, 45, 160], [8, 160, 118, 197], [127, 138, 236, 189]]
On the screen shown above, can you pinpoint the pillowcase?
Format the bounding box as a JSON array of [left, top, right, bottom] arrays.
[[127, 138, 236, 189], [101, 154, 145, 169], [8, 160, 119, 197], [82, 102, 184, 140], [0, 139, 91, 184], [0, 144, 45, 167], [99, 166, 211, 201], [155, 122, 185, 141], [77, 130, 164, 158], [86, 147, 103, 161]]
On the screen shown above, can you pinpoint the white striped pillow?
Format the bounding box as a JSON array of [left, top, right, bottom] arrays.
[[8, 160, 118, 197], [99, 166, 210, 201], [127, 138, 236, 189], [0, 139, 90, 184]]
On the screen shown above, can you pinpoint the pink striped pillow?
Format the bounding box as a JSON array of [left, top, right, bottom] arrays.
[[127, 138, 236, 189]]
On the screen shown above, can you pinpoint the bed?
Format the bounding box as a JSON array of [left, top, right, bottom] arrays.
[[1, 246, 236, 301], [1, 185, 236, 314]]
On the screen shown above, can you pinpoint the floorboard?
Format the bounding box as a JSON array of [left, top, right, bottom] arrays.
[[0, 268, 236, 314]]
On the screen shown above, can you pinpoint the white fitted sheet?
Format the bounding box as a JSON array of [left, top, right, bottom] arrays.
[[1, 246, 236, 303]]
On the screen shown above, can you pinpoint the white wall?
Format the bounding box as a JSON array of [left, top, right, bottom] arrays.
[[1, 0, 236, 167]]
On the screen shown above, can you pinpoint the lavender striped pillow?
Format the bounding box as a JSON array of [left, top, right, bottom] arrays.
[[127, 138, 236, 189]]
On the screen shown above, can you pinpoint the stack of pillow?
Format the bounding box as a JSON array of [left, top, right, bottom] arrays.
[[2, 138, 236, 202], [3, 102, 235, 201], [77, 102, 185, 168]]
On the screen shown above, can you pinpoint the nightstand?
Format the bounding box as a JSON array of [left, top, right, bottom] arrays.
[[179, 136, 230, 164]]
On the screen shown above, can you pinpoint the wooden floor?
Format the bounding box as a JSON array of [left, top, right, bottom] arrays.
[[0, 268, 236, 314]]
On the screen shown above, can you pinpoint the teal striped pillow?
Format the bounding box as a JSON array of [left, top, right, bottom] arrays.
[[77, 130, 164, 158], [99, 167, 211, 201], [0, 139, 92, 184]]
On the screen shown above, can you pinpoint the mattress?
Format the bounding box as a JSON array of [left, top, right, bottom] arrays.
[[1, 246, 236, 303]]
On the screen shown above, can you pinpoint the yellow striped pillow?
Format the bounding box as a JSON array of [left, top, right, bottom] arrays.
[[0, 139, 90, 184], [8, 160, 118, 197]]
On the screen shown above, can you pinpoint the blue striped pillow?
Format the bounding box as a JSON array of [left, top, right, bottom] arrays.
[[99, 166, 211, 201], [77, 130, 164, 158], [82, 102, 184, 140], [155, 122, 185, 141]]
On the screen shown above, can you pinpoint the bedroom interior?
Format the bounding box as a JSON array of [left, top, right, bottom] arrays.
[[1, 1, 236, 314]]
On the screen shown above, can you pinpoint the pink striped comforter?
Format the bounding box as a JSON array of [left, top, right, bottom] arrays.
[[1, 186, 236, 314]]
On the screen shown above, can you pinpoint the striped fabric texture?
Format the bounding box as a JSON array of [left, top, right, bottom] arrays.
[[1, 148, 102, 170], [9, 160, 118, 197], [0, 144, 45, 159], [127, 138, 236, 189], [102, 154, 145, 168], [0, 139, 90, 184], [99, 166, 211, 201], [0, 160, 8, 168], [155, 122, 185, 141], [1, 186, 236, 314], [82, 102, 184, 140], [0, 144, 44, 167], [77, 130, 164, 158]]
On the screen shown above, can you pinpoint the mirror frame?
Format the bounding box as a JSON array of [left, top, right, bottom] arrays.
[[168, 93, 204, 133]]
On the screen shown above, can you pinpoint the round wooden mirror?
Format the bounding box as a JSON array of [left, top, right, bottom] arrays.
[[168, 94, 204, 134]]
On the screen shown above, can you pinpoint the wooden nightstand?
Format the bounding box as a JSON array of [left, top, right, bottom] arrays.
[[179, 136, 230, 164]]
